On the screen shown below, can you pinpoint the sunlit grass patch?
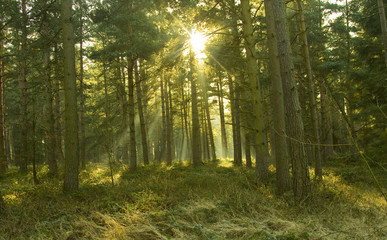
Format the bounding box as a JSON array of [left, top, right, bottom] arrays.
[[0, 160, 386, 239]]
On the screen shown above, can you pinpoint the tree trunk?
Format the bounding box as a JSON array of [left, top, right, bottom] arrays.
[[182, 79, 191, 159], [204, 91, 216, 161], [0, 35, 6, 174], [127, 58, 137, 171], [19, 0, 28, 174], [43, 44, 58, 177], [117, 59, 129, 163], [168, 84, 175, 160], [270, 0, 311, 203], [377, 0, 387, 68], [54, 45, 64, 164], [318, 77, 334, 158], [31, 86, 38, 184], [164, 74, 172, 165], [296, 0, 322, 179], [160, 70, 167, 162], [245, 134, 252, 168], [103, 62, 114, 186], [241, 0, 268, 180], [40, 4, 58, 176], [135, 60, 149, 165], [217, 75, 228, 158], [229, 76, 242, 166], [79, 14, 86, 170], [126, 0, 136, 169], [190, 50, 202, 167], [62, 0, 79, 193]]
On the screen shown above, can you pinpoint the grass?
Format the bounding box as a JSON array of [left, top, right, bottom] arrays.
[[0, 159, 386, 239]]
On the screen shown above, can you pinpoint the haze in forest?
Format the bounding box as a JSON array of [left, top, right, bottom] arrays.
[[0, 0, 386, 239]]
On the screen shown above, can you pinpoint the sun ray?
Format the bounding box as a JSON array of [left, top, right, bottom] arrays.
[[189, 30, 207, 59]]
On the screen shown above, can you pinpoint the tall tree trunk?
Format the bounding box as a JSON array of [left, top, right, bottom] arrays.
[[182, 79, 191, 159], [127, 58, 137, 171], [168, 84, 175, 160], [296, 0, 322, 179], [62, 0, 79, 193], [140, 62, 152, 160], [217, 75, 228, 157], [43, 45, 58, 177], [19, 0, 28, 174], [201, 108, 210, 160], [103, 62, 114, 186], [31, 85, 38, 184], [241, 0, 268, 181], [229, 76, 242, 166], [160, 70, 167, 162], [204, 91, 216, 161], [316, 1, 334, 160], [126, 0, 136, 170], [135, 60, 149, 165], [118, 59, 129, 164], [377, 0, 387, 67], [40, 3, 58, 176], [164, 74, 172, 165], [54, 45, 64, 164], [190, 50, 202, 167], [0, 35, 7, 174], [270, 0, 311, 203], [79, 14, 86, 170], [319, 78, 334, 158]]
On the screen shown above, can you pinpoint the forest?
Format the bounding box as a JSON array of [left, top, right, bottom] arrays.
[[0, 0, 386, 239]]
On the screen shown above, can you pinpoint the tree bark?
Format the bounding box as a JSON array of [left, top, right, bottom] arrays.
[[127, 58, 137, 171], [217, 75, 228, 158], [135, 60, 149, 165], [0, 34, 7, 174], [19, 0, 28, 174], [62, 0, 79, 193], [295, 0, 322, 179], [43, 43, 58, 176], [164, 74, 172, 165], [241, 0, 268, 180], [204, 90, 216, 161], [190, 50, 202, 167], [229, 76, 242, 166], [117, 59, 129, 164], [79, 13, 86, 170], [270, 0, 311, 203], [127, 0, 137, 170], [54, 45, 64, 164], [265, 0, 291, 194], [377, 0, 387, 68], [103, 62, 114, 186]]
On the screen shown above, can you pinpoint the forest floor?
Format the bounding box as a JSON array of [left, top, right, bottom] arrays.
[[0, 158, 386, 240]]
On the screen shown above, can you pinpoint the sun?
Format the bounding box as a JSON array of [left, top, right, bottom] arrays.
[[190, 30, 207, 58]]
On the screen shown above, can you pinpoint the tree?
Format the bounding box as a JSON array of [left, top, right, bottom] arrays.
[[19, 0, 28, 174], [62, 0, 80, 193], [0, 33, 6, 174], [377, 0, 387, 67], [241, 0, 268, 181], [190, 50, 202, 167], [135, 60, 150, 165], [295, 0, 322, 179], [264, 0, 291, 194], [270, 0, 311, 202]]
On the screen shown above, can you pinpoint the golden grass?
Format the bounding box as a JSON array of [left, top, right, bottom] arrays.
[[0, 160, 386, 239]]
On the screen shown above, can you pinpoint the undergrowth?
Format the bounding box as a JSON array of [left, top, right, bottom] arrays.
[[0, 159, 386, 239]]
